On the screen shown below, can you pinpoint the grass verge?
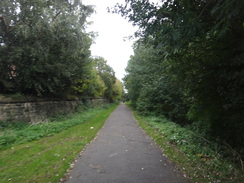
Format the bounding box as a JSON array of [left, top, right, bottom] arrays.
[[0, 104, 113, 150], [0, 103, 118, 183], [127, 103, 244, 183]]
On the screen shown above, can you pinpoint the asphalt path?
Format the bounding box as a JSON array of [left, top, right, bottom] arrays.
[[65, 103, 189, 183]]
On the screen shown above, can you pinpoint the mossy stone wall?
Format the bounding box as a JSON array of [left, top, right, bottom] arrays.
[[0, 98, 107, 123]]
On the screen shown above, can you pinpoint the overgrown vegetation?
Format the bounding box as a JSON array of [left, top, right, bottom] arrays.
[[0, 0, 123, 102], [0, 103, 117, 183], [128, 103, 244, 183], [0, 104, 114, 150], [114, 0, 244, 160]]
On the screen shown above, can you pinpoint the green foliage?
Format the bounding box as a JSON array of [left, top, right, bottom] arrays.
[[91, 74, 107, 98], [69, 65, 106, 99], [131, 107, 244, 183], [93, 57, 118, 101], [0, 104, 115, 150], [0, 1, 121, 100], [124, 42, 188, 123], [117, 0, 244, 148], [0, 0, 94, 97], [111, 79, 123, 102]]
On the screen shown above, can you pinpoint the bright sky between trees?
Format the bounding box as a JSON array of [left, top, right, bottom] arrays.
[[83, 0, 138, 81]]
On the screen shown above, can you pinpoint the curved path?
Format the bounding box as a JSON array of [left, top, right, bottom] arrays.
[[65, 103, 189, 183]]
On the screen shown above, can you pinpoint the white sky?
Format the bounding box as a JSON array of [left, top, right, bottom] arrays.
[[83, 0, 138, 81]]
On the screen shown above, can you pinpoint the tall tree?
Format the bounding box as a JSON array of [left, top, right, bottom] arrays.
[[111, 78, 123, 102], [93, 57, 116, 102], [117, 0, 244, 147], [0, 0, 94, 96]]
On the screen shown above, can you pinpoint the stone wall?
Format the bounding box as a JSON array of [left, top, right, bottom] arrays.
[[0, 99, 107, 124]]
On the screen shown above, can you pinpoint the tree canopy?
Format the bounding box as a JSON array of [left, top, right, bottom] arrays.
[[0, 0, 123, 102], [0, 0, 93, 96], [93, 57, 122, 102], [117, 0, 244, 148]]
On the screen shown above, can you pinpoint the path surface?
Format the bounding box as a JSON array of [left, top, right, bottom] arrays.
[[65, 103, 189, 183]]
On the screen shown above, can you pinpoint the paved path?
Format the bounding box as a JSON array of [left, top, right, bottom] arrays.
[[65, 103, 189, 183]]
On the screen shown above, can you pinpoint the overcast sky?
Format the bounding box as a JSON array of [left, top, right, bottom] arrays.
[[83, 0, 138, 81]]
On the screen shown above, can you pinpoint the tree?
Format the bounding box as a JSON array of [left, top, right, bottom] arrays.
[[0, 0, 94, 97], [124, 40, 188, 122], [68, 64, 106, 99], [116, 0, 244, 147], [93, 57, 117, 102], [111, 78, 123, 102]]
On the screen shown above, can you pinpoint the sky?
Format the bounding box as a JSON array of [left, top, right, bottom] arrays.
[[82, 0, 138, 81]]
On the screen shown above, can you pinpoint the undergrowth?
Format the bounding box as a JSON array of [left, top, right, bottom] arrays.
[[127, 103, 244, 183], [0, 103, 113, 150]]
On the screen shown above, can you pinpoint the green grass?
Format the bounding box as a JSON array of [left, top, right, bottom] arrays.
[[127, 103, 244, 183], [0, 104, 112, 150], [0, 103, 118, 183]]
